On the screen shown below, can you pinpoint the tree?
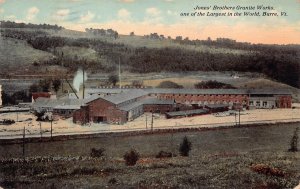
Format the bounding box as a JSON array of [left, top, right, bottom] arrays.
[[90, 148, 105, 158], [52, 79, 61, 94], [175, 36, 182, 41], [39, 79, 51, 92], [288, 127, 299, 152], [29, 84, 40, 93], [108, 74, 119, 86], [130, 32, 135, 36], [1, 91, 13, 105], [194, 80, 235, 89], [179, 136, 192, 156], [157, 81, 183, 89], [123, 149, 140, 166]]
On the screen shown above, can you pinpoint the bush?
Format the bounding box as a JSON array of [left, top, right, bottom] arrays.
[[194, 80, 235, 89], [155, 151, 174, 158], [179, 136, 192, 157], [250, 164, 285, 177], [123, 149, 140, 166], [90, 148, 105, 158], [288, 127, 299, 152], [157, 81, 183, 89]]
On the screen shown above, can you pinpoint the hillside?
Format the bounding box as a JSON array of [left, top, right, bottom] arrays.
[[0, 21, 299, 89], [0, 36, 53, 75], [48, 28, 251, 55]]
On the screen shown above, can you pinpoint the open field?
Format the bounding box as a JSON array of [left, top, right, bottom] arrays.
[[43, 28, 253, 55], [115, 35, 252, 55], [0, 123, 299, 188]]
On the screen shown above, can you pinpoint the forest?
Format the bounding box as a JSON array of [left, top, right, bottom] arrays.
[[0, 21, 299, 88]]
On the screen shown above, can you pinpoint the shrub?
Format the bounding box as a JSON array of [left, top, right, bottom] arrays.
[[108, 74, 119, 86], [288, 127, 299, 152], [155, 151, 174, 158], [108, 178, 118, 185], [90, 148, 105, 158], [250, 164, 285, 177], [179, 136, 192, 157], [123, 149, 140, 166], [157, 81, 183, 89], [194, 80, 235, 89]]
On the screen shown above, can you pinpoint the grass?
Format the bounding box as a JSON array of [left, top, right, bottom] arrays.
[[0, 123, 299, 188], [0, 36, 53, 74], [56, 46, 99, 61], [114, 35, 252, 55], [45, 28, 252, 55], [0, 152, 299, 188]]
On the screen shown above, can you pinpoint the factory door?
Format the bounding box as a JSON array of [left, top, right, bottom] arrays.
[[93, 116, 107, 123]]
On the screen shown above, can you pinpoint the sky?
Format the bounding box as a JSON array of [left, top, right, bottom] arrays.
[[0, 0, 299, 44]]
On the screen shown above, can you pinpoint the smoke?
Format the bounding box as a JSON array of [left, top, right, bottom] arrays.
[[72, 69, 87, 92]]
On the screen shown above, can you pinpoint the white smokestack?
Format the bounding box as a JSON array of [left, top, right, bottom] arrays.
[[72, 69, 87, 92]]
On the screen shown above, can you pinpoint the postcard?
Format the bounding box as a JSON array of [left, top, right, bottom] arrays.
[[0, 0, 299, 188]]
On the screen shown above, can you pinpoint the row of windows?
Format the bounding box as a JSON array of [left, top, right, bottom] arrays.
[[179, 100, 246, 104], [152, 94, 245, 98], [249, 101, 269, 107]]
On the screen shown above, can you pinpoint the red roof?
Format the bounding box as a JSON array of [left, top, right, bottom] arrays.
[[32, 92, 51, 101]]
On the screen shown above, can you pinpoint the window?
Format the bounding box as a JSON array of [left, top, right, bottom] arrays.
[[263, 101, 267, 107], [256, 101, 261, 107], [249, 101, 254, 106]]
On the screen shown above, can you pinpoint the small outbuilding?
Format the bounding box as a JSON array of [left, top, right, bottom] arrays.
[[165, 109, 209, 119], [205, 104, 229, 113]]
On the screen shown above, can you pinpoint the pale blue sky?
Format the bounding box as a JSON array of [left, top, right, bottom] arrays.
[[0, 0, 299, 44]]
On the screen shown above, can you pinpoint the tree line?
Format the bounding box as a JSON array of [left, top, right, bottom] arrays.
[[0, 20, 64, 30]]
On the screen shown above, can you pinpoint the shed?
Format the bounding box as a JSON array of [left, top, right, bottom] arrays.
[[165, 109, 209, 119]]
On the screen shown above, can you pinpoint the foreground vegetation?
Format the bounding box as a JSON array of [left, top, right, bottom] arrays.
[[0, 123, 299, 188], [0, 152, 299, 189]]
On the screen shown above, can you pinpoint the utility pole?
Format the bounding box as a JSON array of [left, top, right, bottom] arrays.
[[22, 126, 25, 160], [238, 108, 241, 126], [50, 120, 53, 139], [39, 122, 42, 139], [171, 125, 174, 157], [119, 57, 121, 89], [82, 68, 85, 99], [61, 79, 64, 93], [234, 111, 237, 126], [151, 112, 154, 131], [145, 114, 147, 129]]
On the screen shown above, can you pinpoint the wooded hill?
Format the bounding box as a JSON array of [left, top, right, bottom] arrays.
[[0, 21, 299, 88]]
